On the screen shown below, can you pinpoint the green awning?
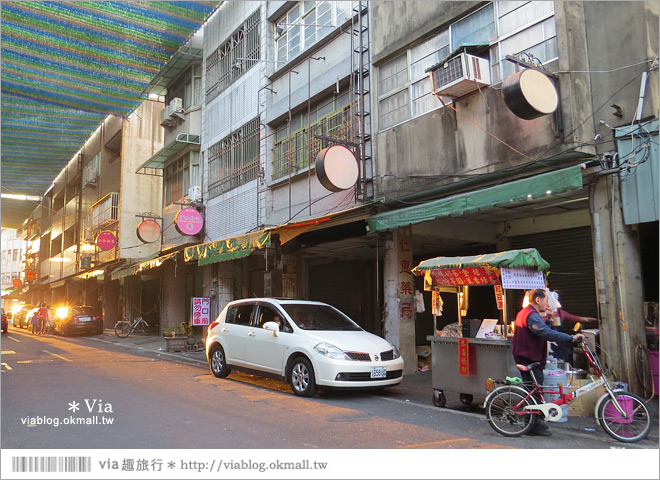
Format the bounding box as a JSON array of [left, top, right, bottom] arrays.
[[184, 231, 271, 266], [142, 45, 203, 97], [137, 133, 200, 171], [412, 248, 550, 273], [366, 165, 584, 233]]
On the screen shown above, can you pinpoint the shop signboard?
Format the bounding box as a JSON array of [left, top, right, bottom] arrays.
[[191, 297, 211, 326], [458, 338, 469, 376], [24, 270, 37, 281], [500, 267, 545, 289], [494, 284, 504, 310], [137, 219, 161, 243], [96, 231, 117, 251], [429, 267, 500, 286], [175, 208, 203, 236]]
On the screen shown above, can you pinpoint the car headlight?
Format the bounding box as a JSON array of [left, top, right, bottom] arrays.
[[314, 342, 351, 361], [391, 344, 401, 359]]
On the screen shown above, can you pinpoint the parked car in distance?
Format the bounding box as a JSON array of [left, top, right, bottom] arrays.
[[14, 304, 38, 329], [206, 298, 404, 397], [53, 306, 103, 336], [1, 308, 7, 333]]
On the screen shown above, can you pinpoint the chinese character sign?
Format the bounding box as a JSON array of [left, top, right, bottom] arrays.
[[458, 338, 470, 376], [429, 267, 500, 286], [500, 267, 545, 289], [397, 228, 414, 322], [494, 284, 504, 310], [191, 297, 211, 326]]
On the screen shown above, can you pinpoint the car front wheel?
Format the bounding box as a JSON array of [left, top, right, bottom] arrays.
[[209, 345, 231, 378], [289, 357, 317, 397]]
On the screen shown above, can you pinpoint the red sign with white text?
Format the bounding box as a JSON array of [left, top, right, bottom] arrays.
[[96, 231, 117, 251]]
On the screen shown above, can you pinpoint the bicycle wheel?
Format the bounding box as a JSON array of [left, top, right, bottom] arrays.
[[597, 392, 652, 443], [485, 386, 536, 437], [114, 321, 131, 338]]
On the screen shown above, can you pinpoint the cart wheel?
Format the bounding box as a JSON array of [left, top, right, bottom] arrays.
[[432, 391, 446, 408], [459, 393, 473, 405]]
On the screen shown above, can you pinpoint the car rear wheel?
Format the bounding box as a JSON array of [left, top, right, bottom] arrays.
[[209, 345, 230, 378], [289, 357, 317, 397]]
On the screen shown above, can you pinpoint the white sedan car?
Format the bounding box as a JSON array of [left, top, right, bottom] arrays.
[[206, 298, 404, 396]]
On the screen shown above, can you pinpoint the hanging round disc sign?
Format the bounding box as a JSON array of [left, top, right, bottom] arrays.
[[137, 219, 161, 243], [315, 145, 359, 192], [501, 69, 559, 120], [174, 207, 204, 236], [96, 231, 117, 251]]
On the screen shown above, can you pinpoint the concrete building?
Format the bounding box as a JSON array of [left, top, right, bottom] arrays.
[[17, 101, 164, 330], [366, 1, 659, 385], [1, 228, 26, 310]]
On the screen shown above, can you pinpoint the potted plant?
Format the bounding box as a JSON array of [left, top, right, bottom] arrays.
[[163, 322, 192, 352]]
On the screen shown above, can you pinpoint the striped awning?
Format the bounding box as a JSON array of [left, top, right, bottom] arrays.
[[0, 1, 221, 216]]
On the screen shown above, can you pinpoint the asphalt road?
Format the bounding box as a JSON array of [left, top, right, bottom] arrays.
[[2, 326, 658, 452]]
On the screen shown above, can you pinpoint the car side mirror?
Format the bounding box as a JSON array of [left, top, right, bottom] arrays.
[[263, 321, 279, 336]]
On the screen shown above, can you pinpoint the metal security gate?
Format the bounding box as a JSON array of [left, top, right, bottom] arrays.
[[510, 226, 598, 317], [308, 260, 377, 333]]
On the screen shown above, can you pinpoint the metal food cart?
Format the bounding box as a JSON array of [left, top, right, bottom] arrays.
[[412, 248, 550, 408]]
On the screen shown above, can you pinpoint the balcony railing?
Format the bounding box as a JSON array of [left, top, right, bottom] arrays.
[[90, 192, 119, 229], [273, 103, 353, 181]]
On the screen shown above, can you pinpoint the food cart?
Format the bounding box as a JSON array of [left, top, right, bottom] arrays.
[[412, 248, 550, 408]]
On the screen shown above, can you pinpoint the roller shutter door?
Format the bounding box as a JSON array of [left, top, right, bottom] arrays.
[[308, 260, 376, 333], [510, 226, 598, 318]]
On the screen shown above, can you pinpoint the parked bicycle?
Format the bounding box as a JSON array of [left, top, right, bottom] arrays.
[[484, 339, 652, 443], [114, 316, 149, 338]]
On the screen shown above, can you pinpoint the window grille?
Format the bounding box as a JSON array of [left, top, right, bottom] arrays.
[[207, 118, 261, 198], [206, 10, 260, 103], [273, 102, 352, 181], [89, 192, 118, 228]]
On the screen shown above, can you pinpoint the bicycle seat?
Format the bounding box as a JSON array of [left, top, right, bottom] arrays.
[[516, 362, 540, 372]]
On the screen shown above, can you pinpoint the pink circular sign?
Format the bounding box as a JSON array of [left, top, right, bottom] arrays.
[[96, 231, 117, 251], [137, 219, 161, 243], [174, 207, 203, 236]]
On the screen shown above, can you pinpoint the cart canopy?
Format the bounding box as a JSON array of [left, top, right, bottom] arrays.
[[412, 248, 550, 273]]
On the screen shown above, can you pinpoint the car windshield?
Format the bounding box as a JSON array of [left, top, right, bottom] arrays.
[[72, 307, 96, 315], [281, 304, 362, 331]]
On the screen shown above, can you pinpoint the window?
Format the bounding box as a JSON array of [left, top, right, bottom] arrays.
[[450, 3, 497, 51], [168, 64, 203, 110], [376, 2, 557, 130], [12, 249, 19, 262], [207, 118, 260, 199], [275, 1, 352, 64], [272, 91, 351, 181], [83, 152, 100, 186], [490, 1, 557, 83], [206, 10, 260, 103], [226, 304, 254, 326], [377, 31, 449, 131], [256, 305, 292, 333], [164, 151, 200, 206]]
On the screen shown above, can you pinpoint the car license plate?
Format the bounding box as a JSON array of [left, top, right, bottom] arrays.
[[78, 316, 91, 322], [371, 367, 387, 379]]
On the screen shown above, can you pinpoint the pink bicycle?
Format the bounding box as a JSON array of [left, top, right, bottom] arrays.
[[484, 340, 652, 443]]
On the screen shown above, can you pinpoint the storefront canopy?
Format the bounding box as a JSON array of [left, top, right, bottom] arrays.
[[412, 248, 550, 273], [184, 231, 271, 266], [366, 165, 584, 233], [137, 133, 200, 171]]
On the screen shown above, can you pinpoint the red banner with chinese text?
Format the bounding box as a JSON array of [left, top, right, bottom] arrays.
[[458, 338, 470, 376], [429, 267, 500, 286]]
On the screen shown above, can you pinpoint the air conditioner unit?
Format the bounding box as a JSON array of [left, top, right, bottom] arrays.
[[160, 105, 174, 126], [170, 97, 183, 113], [188, 185, 202, 202], [83, 228, 94, 242], [430, 53, 491, 99]]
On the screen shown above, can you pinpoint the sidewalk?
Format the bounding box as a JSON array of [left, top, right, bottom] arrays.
[[96, 330, 659, 442]]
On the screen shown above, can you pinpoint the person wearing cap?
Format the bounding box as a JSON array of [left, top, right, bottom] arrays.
[[512, 288, 584, 436]]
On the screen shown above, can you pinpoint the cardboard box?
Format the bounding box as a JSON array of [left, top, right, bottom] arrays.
[[567, 379, 605, 417]]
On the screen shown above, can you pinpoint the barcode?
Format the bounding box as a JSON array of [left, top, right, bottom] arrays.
[[12, 456, 91, 473]]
